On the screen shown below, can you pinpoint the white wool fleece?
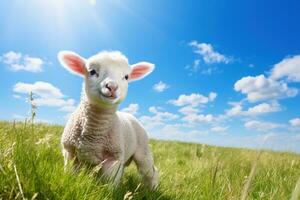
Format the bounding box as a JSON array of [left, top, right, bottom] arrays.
[[58, 50, 159, 189]]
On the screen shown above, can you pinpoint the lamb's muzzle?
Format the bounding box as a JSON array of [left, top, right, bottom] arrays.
[[101, 79, 118, 98]]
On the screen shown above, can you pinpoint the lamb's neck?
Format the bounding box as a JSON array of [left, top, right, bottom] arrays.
[[81, 100, 117, 135]]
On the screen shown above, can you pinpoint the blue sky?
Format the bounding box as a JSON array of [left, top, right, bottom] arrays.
[[1, 0, 300, 152]]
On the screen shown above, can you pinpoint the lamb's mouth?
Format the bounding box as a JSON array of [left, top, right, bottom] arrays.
[[99, 92, 118, 101]]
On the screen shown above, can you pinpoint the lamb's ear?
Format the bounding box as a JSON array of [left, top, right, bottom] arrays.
[[129, 62, 155, 82], [58, 51, 87, 76]]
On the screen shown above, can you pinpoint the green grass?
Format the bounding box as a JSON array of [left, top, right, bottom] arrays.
[[0, 121, 300, 200]]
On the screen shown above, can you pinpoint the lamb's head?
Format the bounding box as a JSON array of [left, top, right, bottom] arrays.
[[58, 51, 154, 107]]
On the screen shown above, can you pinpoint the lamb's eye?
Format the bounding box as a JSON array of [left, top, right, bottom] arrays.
[[124, 74, 129, 80], [89, 69, 97, 76]]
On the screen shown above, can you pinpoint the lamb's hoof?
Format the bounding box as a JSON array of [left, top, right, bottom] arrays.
[[145, 167, 159, 190]]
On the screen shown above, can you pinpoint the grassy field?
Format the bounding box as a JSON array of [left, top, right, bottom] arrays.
[[0, 121, 300, 200]]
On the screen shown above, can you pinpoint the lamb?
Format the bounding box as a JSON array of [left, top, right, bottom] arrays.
[[58, 50, 159, 189]]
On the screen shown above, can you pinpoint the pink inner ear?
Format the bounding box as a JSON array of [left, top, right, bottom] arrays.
[[130, 65, 151, 80], [63, 54, 85, 75]]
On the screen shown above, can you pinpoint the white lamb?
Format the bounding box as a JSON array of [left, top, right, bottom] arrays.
[[58, 50, 159, 189]]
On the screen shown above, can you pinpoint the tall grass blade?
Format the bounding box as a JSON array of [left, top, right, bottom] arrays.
[[291, 176, 300, 200], [240, 151, 262, 200], [13, 164, 25, 200]]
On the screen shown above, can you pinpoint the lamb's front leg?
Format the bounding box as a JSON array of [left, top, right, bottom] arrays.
[[134, 147, 159, 189], [101, 156, 124, 185]]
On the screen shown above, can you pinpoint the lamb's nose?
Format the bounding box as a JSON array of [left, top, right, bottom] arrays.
[[105, 82, 118, 92]]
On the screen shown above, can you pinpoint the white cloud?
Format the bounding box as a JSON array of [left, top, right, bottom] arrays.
[[13, 94, 21, 99], [148, 106, 157, 113], [191, 59, 201, 72], [185, 60, 221, 75], [148, 107, 179, 121], [226, 104, 243, 117], [158, 124, 208, 137], [14, 81, 64, 98], [244, 120, 282, 132], [153, 81, 170, 92], [289, 118, 300, 127], [139, 106, 179, 130], [34, 98, 75, 107], [121, 103, 139, 115], [189, 41, 231, 64], [185, 59, 201, 73], [210, 126, 228, 133], [148, 123, 210, 143], [59, 105, 77, 113], [139, 115, 164, 130], [234, 55, 300, 103], [169, 92, 217, 107], [226, 101, 281, 117], [182, 113, 214, 123], [186, 41, 231, 75], [270, 55, 300, 82], [178, 106, 200, 115], [148, 106, 162, 114], [1, 51, 44, 72], [246, 102, 281, 115], [2, 51, 22, 64], [209, 92, 217, 101], [234, 74, 298, 102], [13, 81, 75, 112], [169, 92, 217, 124]]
